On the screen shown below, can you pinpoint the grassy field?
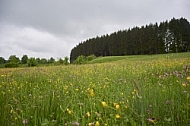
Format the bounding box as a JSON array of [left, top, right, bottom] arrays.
[[0, 53, 190, 126]]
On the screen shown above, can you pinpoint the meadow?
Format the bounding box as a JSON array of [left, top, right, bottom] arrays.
[[0, 53, 190, 126]]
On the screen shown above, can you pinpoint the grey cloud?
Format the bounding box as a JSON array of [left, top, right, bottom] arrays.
[[0, 0, 189, 59]]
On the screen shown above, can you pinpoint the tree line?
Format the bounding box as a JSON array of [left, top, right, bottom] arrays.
[[70, 17, 190, 63], [0, 55, 69, 68]]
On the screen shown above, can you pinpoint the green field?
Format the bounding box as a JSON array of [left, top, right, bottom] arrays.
[[0, 53, 190, 126]]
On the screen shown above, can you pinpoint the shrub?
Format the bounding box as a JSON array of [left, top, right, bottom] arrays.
[[27, 58, 38, 67], [4, 63, 19, 68], [74, 54, 96, 64], [87, 54, 96, 61], [74, 55, 86, 64]]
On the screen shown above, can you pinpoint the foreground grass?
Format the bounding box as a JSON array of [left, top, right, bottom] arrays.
[[0, 53, 190, 125]]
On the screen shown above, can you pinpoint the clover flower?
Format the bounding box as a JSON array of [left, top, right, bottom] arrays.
[[73, 121, 79, 126], [23, 119, 28, 125]]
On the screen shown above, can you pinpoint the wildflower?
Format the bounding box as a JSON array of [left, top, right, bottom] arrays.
[[115, 104, 120, 109], [95, 112, 101, 118], [10, 109, 13, 114], [101, 101, 107, 107], [88, 122, 94, 126], [115, 114, 120, 119], [23, 119, 28, 124], [131, 91, 135, 95], [89, 89, 94, 97], [187, 76, 190, 80], [113, 102, 117, 106], [182, 83, 187, 87], [73, 121, 79, 126], [147, 118, 155, 123], [66, 108, 72, 114], [95, 121, 100, 126], [86, 112, 91, 117]]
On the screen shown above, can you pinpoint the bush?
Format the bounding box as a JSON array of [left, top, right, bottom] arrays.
[[74, 55, 86, 64], [4, 63, 19, 68], [87, 54, 96, 61], [64, 56, 69, 65], [27, 58, 38, 67], [74, 54, 96, 64]]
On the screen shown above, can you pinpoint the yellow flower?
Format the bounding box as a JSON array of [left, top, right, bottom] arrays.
[[10, 109, 13, 114], [88, 122, 94, 126], [86, 112, 91, 117], [115, 114, 120, 119], [115, 104, 120, 109], [182, 83, 186, 87], [187, 76, 190, 80], [95, 121, 100, 126], [89, 89, 94, 97], [113, 102, 117, 106], [102, 101, 107, 107], [66, 108, 72, 114]]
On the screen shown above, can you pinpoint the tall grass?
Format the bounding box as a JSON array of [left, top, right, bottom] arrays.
[[0, 53, 190, 125]]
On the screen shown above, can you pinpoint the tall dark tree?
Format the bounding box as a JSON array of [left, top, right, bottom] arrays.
[[40, 58, 48, 64], [0, 57, 5, 64], [48, 57, 55, 64], [8, 55, 20, 63], [21, 55, 28, 64]]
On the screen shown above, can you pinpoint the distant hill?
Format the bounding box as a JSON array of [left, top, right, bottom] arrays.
[[70, 18, 190, 63]]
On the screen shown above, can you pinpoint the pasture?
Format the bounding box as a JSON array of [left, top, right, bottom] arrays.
[[0, 53, 190, 125]]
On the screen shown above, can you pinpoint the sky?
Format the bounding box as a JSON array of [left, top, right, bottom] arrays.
[[0, 0, 190, 60]]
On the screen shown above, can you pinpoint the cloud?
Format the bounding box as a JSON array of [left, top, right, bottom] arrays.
[[0, 0, 189, 59], [0, 24, 72, 59]]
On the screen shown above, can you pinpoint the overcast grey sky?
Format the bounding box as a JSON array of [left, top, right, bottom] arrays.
[[0, 0, 190, 60]]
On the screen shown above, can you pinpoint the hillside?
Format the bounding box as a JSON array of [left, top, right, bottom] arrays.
[[88, 52, 190, 64], [70, 17, 190, 63]]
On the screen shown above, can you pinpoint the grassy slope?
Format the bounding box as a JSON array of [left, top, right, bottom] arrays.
[[89, 52, 190, 64]]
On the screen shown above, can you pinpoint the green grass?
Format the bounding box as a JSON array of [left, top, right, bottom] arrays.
[[89, 52, 190, 64], [0, 52, 190, 126]]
